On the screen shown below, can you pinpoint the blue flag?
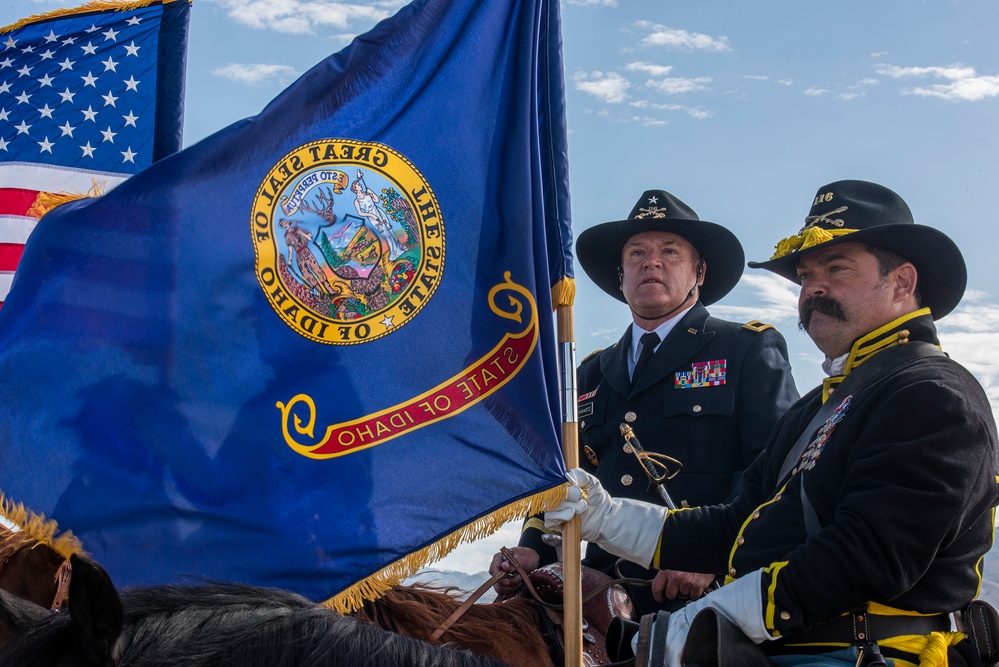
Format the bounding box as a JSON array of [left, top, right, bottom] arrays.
[[0, 0, 191, 305], [0, 0, 571, 609]]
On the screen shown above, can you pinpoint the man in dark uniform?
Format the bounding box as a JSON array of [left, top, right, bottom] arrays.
[[549, 180, 999, 666], [490, 189, 798, 614]]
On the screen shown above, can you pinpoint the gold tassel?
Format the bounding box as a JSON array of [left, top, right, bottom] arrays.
[[769, 227, 858, 260], [0, 493, 84, 560], [550, 277, 575, 310], [1, 0, 184, 34], [321, 484, 568, 613]]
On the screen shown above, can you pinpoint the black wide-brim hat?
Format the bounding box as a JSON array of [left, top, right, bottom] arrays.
[[748, 180, 967, 319], [576, 189, 745, 306]]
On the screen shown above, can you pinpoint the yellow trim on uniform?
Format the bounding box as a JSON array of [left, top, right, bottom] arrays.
[[763, 560, 789, 635], [742, 320, 776, 333], [821, 308, 937, 403], [844, 308, 933, 371], [522, 516, 551, 535], [652, 507, 693, 569], [727, 482, 789, 579]]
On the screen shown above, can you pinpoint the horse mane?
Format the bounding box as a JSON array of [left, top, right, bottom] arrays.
[[355, 582, 556, 667], [0, 581, 511, 667]]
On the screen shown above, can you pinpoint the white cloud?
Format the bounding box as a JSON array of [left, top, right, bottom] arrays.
[[937, 306, 999, 422], [838, 92, 861, 100], [635, 21, 732, 52], [777, 79, 794, 86], [646, 76, 711, 95], [566, 0, 618, 5], [742, 75, 769, 81], [711, 273, 800, 325], [211, 62, 299, 86], [205, 0, 392, 35], [630, 99, 713, 119], [573, 70, 630, 103], [803, 87, 829, 96], [626, 61, 674, 77], [874, 63, 999, 102], [875, 64, 977, 80]]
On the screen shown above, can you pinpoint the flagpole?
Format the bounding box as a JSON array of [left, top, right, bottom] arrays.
[[557, 303, 583, 667]]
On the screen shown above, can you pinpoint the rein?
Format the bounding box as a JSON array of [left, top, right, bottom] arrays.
[[49, 559, 72, 612], [429, 547, 650, 643]]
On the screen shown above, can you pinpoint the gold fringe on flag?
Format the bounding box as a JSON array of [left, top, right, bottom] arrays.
[[0, 0, 186, 34], [0, 493, 84, 560], [322, 483, 569, 614], [27, 181, 107, 218], [550, 277, 575, 310]]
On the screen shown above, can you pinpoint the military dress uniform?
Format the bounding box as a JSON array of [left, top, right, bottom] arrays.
[[654, 310, 999, 662], [520, 301, 799, 612]]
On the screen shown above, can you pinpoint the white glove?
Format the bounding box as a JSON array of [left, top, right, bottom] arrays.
[[544, 468, 667, 568], [662, 568, 771, 667]]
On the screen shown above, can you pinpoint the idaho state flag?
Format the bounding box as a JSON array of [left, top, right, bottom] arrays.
[[0, 0, 571, 610]]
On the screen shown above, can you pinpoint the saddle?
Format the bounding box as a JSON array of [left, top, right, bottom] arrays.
[[527, 562, 634, 666]]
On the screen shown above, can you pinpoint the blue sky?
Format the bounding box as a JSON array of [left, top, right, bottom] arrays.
[[3, 0, 998, 574]]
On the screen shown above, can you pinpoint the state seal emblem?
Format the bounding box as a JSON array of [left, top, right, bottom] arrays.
[[252, 139, 445, 344]]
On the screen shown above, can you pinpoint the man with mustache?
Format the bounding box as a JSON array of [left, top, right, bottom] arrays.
[[548, 180, 999, 666], [489, 189, 798, 615]]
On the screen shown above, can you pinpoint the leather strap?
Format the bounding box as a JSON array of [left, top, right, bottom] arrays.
[[429, 569, 507, 642], [768, 611, 950, 652]]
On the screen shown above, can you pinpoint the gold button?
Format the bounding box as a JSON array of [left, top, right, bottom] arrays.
[[621, 474, 633, 486], [624, 411, 637, 422], [692, 405, 702, 413], [752, 510, 761, 519], [780, 611, 791, 621], [792, 467, 798, 475], [580, 420, 586, 429], [728, 568, 737, 577], [774, 493, 782, 501], [737, 536, 745, 545], [623, 443, 633, 454]]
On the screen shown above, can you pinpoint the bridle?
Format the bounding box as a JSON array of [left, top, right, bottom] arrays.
[[429, 546, 650, 643]]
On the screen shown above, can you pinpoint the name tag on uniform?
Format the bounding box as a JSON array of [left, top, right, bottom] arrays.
[[675, 359, 726, 389]]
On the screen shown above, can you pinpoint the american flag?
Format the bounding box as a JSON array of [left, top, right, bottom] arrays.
[[0, 0, 190, 306]]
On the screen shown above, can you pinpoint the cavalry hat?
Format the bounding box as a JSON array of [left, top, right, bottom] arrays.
[[748, 180, 967, 319], [576, 189, 745, 306]]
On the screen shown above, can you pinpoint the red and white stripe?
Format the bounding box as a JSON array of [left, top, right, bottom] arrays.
[[0, 163, 127, 307]]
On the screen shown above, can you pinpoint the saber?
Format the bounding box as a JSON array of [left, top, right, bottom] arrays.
[[620, 423, 722, 592], [619, 423, 679, 510]]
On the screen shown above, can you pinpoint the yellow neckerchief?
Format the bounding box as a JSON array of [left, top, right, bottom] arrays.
[[821, 307, 936, 403]]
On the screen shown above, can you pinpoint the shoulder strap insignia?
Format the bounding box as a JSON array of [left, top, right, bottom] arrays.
[[743, 320, 776, 333], [580, 348, 604, 364]]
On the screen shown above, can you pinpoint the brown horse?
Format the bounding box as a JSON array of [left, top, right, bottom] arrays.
[[0, 529, 71, 645], [355, 583, 557, 667], [0, 529, 632, 666], [354, 562, 637, 667]]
